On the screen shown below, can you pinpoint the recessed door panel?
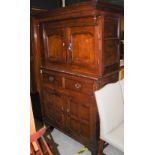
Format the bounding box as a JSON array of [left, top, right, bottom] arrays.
[[67, 96, 91, 138], [47, 34, 64, 61], [42, 24, 67, 64], [43, 89, 66, 129], [69, 26, 97, 68]]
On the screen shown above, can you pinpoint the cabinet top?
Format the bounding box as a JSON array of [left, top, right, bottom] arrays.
[[35, 1, 123, 22]]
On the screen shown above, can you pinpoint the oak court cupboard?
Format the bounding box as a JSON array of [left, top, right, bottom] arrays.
[[33, 1, 123, 154]]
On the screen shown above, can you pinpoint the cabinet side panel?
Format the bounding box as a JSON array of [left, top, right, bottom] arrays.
[[102, 15, 120, 75]]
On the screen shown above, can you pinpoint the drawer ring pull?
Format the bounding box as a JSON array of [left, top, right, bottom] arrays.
[[49, 76, 54, 82], [75, 83, 81, 89]]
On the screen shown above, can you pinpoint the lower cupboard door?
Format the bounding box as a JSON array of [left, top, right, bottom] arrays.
[[66, 96, 92, 141], [43, 88, 66, 130]]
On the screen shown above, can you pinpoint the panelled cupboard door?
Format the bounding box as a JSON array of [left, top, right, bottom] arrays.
[[66, 95, 91, 140], [68, 26, 98, 69], [42, 25, 67, 64], [43, 88, 66, 130]]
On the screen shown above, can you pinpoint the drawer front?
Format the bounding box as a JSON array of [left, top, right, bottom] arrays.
[[64, 77, 93, 95], [42, 72, 62, 88]]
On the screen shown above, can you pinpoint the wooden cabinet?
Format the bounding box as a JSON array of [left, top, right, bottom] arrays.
[[35, 2, 123, 155]]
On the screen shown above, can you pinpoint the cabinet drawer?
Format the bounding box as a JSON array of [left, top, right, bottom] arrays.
[[65, 78, 93, 95], [42, 72, 62, 88]]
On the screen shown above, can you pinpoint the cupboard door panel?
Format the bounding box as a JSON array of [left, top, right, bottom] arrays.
[[72, 32, 94, 63], [69, 26, 98, 69], [70, 118, 81, 135], [43, 88, 66, 129], [42, 25, 67, 64], [67, 96, 91, 138], [81, 123, 90, 138], [48, 35, 64, 60]]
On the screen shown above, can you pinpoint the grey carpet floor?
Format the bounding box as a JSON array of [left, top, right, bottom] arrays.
[[51, 129, 123, 155]]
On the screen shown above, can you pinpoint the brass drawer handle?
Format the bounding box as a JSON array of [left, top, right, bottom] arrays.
[[49, 76, 54, 82], [75, 83, 81, 89]]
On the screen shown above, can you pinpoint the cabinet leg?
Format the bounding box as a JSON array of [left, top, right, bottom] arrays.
[[44, 122, 54, 131], [91, 150, 97, 155], [43, 126, 60, 155], [98, 139, 107, 155], [90, 146, 98, 155]]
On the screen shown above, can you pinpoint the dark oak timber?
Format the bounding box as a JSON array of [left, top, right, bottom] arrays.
[[32, 1, 123, 155], [30, 8, 48, 94]]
